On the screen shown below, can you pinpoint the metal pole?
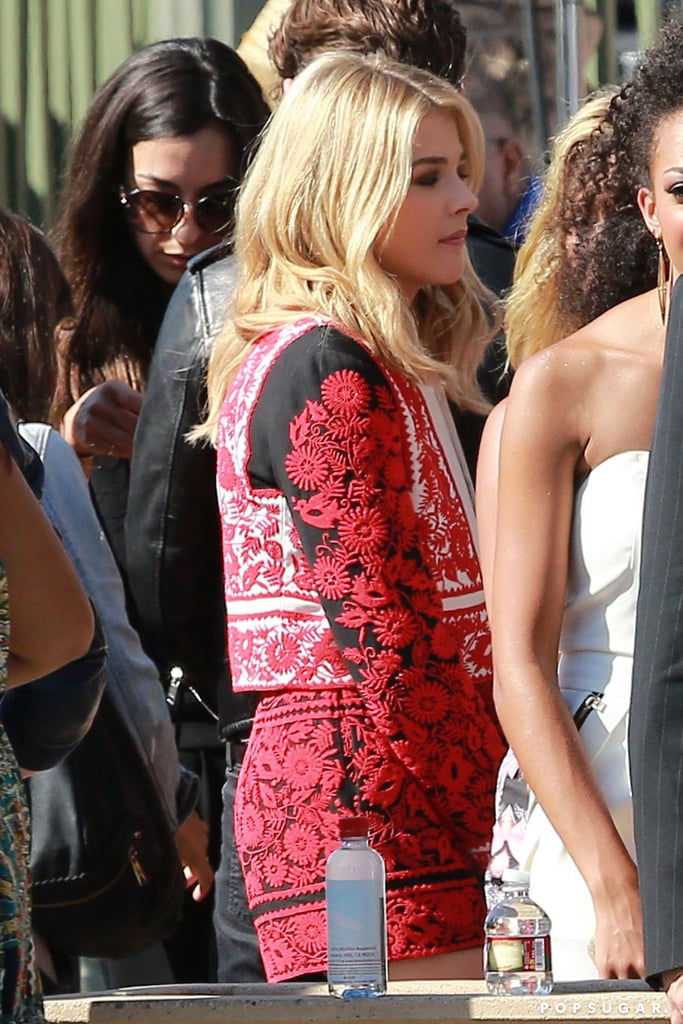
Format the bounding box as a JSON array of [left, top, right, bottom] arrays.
[[520, 0, 549, 159], [596, 0, 618, 84], [635, 0, 663, 50], [555, 0, 582, 128]]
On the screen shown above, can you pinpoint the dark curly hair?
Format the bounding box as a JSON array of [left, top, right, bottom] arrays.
[[51, 37, 270, 420], [269, 0, 467, 89], [556, 16, 683, 328]]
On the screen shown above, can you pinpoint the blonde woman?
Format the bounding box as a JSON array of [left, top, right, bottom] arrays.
[[197, 52, 505, 982]]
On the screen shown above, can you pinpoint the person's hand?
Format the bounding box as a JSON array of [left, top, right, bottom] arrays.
[[61, 380, 142, 461], [175, 810, 214, 902], [663, 970, 683, 1024], [592, 867, 644, 979]]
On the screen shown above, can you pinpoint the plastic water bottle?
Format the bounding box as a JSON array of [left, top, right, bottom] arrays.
[[484, 868, 553, 995], [326, 815, 388, 999]]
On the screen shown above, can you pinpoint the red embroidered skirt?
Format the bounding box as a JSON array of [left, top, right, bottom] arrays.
[[234, 687, 492, 982]]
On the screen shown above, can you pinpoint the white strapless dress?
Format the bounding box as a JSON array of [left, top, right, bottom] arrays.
[[522, 450, 648, 981]]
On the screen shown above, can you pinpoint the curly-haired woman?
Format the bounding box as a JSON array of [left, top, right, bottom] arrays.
[[477, 17, 683, 984]]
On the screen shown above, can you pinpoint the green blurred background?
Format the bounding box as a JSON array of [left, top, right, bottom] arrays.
[[0, 0, 671, 228]]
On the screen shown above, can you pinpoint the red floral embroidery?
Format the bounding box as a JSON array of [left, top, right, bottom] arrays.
[[320, 369, 372, 414], [312, 555, 352, 600], [284, 443, 331, 491], [265, 638, 299, 672], [217, 319, 504, 982], [283, 823, 321, 867], [261, 855, 290, 889], [402, 680, 453, 723], [293, 914, 324, 954], [337, 507, 389, 555], [284, 745, 324, 790]]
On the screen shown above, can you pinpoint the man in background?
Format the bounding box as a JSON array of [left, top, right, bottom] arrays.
[[465, 69, 542, 246]]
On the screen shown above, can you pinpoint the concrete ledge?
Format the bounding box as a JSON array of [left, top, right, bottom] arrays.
[[44, 981, 668, 1024]]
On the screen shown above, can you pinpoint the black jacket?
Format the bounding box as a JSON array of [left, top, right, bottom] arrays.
[[468, 214, 516, 306], [630, 275, 683, 987], [125, 223, 515, 737], [126, 246, 257, 739]]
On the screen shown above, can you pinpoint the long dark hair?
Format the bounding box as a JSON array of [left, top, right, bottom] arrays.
[[51, 37, 269, 418], [0, 210, 71, 422]]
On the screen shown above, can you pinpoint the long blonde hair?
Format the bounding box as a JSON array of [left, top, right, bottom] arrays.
[[199, 51, 496, 442], [504, 88, 618, 369]]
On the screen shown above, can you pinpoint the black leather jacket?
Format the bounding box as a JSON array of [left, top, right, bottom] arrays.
[[126, 243, 257, 741], [125, 222, 514, 740]]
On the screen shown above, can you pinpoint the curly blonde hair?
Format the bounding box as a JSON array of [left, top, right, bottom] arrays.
[[199, 50, 497, 442], [504, 88, 618, 369]]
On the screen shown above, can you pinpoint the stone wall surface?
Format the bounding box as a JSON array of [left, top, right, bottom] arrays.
[[44, 981, 668, 1024]]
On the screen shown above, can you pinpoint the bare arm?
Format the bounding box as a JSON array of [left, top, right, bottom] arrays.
[[475, 398, 507, 610], [490, 348, 643, 979], [0, 448, 94, 687]]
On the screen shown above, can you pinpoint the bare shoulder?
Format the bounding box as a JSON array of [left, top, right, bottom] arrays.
[[507, 331, 601, 419], [511, 291, 656, 402], [503, 312, 626, 463], [481, 397, 507, 449], [478, 398, 507, 484], [506, 290, 660, 467]]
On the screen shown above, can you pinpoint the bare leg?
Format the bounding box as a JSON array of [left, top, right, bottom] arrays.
[[390, 947, 483, 981]]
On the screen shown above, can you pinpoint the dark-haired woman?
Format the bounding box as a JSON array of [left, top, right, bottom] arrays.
[[51, 36, 270, 981], [52, 35, 268, 567]]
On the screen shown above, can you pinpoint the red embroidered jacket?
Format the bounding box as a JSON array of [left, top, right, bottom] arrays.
[[216, 313, 493, 671], [216, 321, 505, 974], [216, 318, 502, 829]]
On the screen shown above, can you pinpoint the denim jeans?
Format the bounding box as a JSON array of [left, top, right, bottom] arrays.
[[214, 747, 265, 983]]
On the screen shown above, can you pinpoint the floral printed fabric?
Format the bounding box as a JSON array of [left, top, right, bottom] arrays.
[[485, 748, 528, 909], [217, 322, 504, 981], [0, 562, 45, 1022]]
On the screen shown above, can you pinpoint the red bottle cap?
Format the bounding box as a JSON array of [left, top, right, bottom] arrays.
[[338, 815, 370, 838]]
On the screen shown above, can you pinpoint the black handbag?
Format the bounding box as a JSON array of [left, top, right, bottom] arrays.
[[28, 687, 186, 959], [0, 388, 43, 497]]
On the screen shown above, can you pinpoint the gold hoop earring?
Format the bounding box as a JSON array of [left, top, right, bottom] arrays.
[[657, 238, 672, 328]]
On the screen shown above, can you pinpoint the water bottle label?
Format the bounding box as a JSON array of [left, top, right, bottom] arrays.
[[327, 879, 387, 985], [486, 935, 552, 973]]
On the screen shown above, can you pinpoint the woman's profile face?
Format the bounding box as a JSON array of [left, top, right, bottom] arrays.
[[375, 109, 478, 302], [637, 110, 683, 284], [123, 122, 238, 286]]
